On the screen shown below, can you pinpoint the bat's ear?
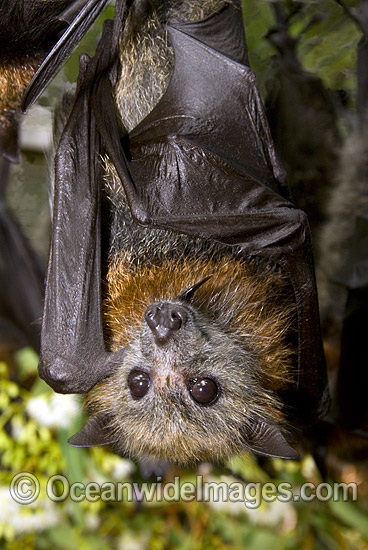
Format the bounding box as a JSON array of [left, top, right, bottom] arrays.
[[68, 415, 117, 447], [243, 419, 299, 460], [175, 276, 212, 302]]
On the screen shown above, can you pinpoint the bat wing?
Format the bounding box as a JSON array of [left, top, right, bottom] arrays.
[[42, 0, 329, 428], [38, 10, 127, 393]]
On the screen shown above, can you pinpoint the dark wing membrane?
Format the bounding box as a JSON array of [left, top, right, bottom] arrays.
[[169, 0, 249, 66], [39, 28, 124, 394], [37, 4, 128, 394]]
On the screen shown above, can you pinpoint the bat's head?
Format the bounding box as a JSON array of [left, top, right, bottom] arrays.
[[69, 255, 298, 465]]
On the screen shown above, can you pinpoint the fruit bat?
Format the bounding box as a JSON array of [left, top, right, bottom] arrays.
[[19, 0, 329, 465], [0, 0, 109, 163]]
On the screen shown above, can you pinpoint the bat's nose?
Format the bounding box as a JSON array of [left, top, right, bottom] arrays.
[[144, 302, 187, 343]]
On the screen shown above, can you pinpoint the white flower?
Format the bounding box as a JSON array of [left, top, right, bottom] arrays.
[[301, 455, 318, 480], [0, 488, 61, 534], [111, 459, 136, 481], [205, 475, 297, 531], [244, 499, 297, 531], [118, 531, 150, 550], [11, 416, 24, 441], [26, 394, 79, 430], [85, 512, 100, 530]]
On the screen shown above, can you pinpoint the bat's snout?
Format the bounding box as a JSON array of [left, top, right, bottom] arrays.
[[144, 302, 187, 344]]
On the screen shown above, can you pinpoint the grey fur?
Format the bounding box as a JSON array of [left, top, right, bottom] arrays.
[[96, 299, 283, 465]]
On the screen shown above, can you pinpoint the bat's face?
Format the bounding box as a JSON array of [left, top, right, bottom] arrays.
[[81, 257, 298, 464], [105, 297, 269, 464]]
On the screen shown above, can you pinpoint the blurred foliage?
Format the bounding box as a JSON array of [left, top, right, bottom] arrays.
[[242, 0, 360, 98], [1, 353, 368, 549], [2, 1, 368, 549]]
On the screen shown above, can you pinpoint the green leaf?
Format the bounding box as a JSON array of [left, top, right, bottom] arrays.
[[329, 500, 368, 539], [248, 530, 284, 550], [14, 347, 39, 379]]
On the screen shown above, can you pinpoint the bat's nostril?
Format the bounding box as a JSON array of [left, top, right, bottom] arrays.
[[144, 302, 187, 341], [167, 306, 186, 329], [144, 304, 162, 330]]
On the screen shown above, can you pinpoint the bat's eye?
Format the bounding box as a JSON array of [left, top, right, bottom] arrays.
[[189, 377, 218, 405], [128, 370, 150, 398]]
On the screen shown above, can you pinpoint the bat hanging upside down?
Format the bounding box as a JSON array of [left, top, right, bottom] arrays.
[[86, 220, 299, 464], [3, 0, 329, 466]]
